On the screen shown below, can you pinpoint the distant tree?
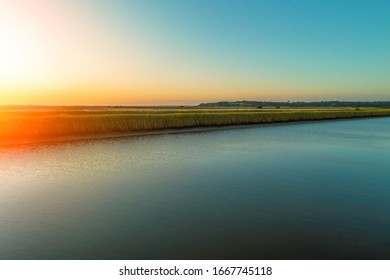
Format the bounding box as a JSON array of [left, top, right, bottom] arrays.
[[198, 100, 390, 108]]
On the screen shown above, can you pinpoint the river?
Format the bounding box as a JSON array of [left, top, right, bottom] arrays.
[[1, 117, 390, 259]]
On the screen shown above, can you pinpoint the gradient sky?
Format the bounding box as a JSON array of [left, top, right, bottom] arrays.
[[0, 0, 389, 105]]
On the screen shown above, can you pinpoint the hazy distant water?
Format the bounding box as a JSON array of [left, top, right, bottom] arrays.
[[1, 117, 390, 259]]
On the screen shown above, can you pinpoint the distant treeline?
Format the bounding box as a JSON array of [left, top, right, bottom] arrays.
[[198, 101, 390, 108]]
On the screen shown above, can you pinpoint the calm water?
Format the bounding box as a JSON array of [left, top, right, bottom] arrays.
[[1, 117, 390, 259]]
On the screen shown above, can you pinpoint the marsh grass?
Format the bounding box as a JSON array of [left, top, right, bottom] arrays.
[[1, 108, 390, 141]]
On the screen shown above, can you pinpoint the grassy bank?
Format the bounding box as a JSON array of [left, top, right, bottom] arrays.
[[1, 107, 390, 144]]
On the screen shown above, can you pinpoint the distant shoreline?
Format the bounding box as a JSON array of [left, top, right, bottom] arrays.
[[1, 108, 390, 147]]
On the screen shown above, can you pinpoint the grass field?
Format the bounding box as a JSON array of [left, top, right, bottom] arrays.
[[1, 106, 390, 144]]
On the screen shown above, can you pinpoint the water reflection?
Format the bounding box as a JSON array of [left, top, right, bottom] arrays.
[[1, 118, 390, 259]]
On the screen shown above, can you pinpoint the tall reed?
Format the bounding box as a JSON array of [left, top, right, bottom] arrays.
[[1, 109, 390, 141]]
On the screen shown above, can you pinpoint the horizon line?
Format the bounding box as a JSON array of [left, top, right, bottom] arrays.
[[1, 99, 390, 107]]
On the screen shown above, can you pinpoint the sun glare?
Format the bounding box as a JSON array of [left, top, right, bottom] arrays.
[[0, 4, 48, 90]]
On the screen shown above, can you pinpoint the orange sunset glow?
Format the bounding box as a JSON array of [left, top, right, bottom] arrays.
[[1, 0, 389, 105]]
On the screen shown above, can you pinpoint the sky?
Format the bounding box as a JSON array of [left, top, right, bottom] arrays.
[[0, 0, 389, 105]]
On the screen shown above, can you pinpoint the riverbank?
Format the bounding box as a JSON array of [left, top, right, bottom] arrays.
[[1, 107, 390, 146]]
